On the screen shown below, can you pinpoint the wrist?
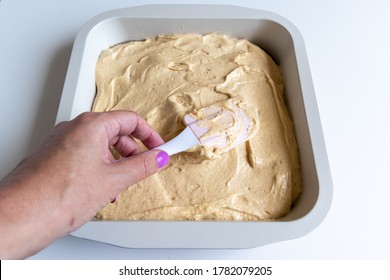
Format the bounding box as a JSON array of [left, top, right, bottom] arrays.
[[0, 169, 67, 259]]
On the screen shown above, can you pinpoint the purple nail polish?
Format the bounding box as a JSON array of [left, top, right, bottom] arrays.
[[156, 150, 170, 168]]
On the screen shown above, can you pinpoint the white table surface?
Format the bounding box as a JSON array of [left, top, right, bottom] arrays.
[[1, 0, 389, 259]]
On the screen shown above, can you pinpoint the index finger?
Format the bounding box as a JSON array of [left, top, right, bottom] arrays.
[[95, 110, 164, 149]]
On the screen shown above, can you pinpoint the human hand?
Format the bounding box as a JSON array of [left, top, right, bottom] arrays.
[[0, 111, 169, 259]]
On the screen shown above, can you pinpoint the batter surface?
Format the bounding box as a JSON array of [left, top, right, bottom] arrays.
[[93, 33, 301, 221]]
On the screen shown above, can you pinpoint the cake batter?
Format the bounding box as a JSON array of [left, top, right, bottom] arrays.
[[93, 33, 301, 220]]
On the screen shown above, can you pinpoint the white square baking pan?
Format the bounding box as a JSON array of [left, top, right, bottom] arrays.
[[56, 4, 333, 248]]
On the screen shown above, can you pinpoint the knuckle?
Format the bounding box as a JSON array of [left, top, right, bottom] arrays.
[[140, 157, 150, 178], [76, 112, 96, 124], [136, 153, 156, 180], [54, 120, 69, 130]]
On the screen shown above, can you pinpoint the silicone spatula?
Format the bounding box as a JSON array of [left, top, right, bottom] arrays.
[[155, 99, 254, 156]]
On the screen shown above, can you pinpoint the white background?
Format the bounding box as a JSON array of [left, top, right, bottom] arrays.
[[0, 0, 389, 259]]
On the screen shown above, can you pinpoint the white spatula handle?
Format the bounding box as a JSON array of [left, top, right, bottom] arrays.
[[155, 126, 200, 156]]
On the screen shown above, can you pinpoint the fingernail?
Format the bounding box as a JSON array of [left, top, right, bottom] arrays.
[[111, 195, 118, 203], [156, 150, 170, 168]]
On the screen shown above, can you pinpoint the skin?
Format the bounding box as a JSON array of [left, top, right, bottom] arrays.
[[0, 111, 168, 259]]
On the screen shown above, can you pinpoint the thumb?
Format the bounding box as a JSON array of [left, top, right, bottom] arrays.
[[110, 149, 170, 191]]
